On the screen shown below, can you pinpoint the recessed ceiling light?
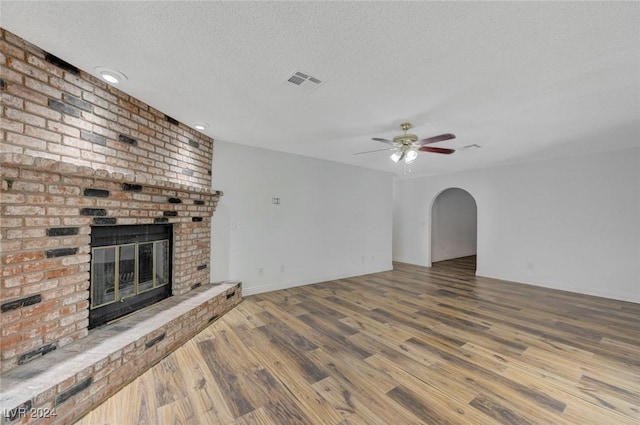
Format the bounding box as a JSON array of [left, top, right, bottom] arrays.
[[94, 67, 127, 84], [193, 122, 208, 130]]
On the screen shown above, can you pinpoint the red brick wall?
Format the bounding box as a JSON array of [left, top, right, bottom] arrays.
[[1, 29, 220, 373], [0, 29, 212, 187]]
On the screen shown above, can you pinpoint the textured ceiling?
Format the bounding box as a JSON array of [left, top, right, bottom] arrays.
[[2, 1, 639, 178]]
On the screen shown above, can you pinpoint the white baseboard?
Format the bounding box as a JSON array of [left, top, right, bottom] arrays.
[[240, 264, 393, 296], [476, 269, 640, 304]]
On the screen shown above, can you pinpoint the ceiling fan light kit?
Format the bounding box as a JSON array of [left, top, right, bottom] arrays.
[[358, 122, 456, 164]]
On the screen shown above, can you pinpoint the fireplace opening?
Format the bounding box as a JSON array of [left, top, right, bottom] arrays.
[[89, 224, 173, 329]]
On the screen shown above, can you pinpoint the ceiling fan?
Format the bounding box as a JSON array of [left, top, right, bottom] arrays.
[[356, 122, 455, 164]]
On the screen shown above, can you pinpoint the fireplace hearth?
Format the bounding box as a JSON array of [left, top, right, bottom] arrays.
[[89, 225, 173, 328], [0, 29, 245, 424]]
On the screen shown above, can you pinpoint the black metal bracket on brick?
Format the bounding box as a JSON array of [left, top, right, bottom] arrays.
[[168, 197, 182, 204], [197, 264, 207, 271], [55, 378, 92, 406], [84, 188, 110, 198], [18, 342, 57, 365], [194, 200, 205, 206], [46, 247, 78, 258], [47, 227, 79, 237], [188, 139, 199, 148], [80, 208, 107, 216], [163, 211, 177, 217], [226, 290, 236, 300], [192, 217, 203, 222], [122, 183, 143, 192], [154, 217, 168, 224], [94, 217, 116, 225], [145, 332, 166, 349], [1, 294, 42, 312]]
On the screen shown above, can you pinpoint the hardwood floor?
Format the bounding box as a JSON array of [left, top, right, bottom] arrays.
[[77, 257, 640, 424]]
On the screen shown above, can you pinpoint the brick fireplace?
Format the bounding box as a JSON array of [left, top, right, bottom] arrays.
[[0, 29, 242, 423]]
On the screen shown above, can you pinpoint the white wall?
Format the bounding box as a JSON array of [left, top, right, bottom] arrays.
[[394, 147, 640, 303], [431, 188, 477, 262], [211, 141, 393, 295]]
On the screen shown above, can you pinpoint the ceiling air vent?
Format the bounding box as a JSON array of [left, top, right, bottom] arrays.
[[285, 71, 325, 93], [460, 144, 482, 150], [288, 74, 306, 85]]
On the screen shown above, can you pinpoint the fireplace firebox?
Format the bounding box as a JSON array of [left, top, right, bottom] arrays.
[[89, 224, 173, 329]]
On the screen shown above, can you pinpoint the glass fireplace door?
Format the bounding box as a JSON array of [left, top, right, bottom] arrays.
[[90, 240, 170, 310], [89, 224, 172, 329], [92, 247, 116, 306]]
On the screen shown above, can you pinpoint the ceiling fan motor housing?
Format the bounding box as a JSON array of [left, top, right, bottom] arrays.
[[393, 134, 418, 146], [393, 122, 418, 149]]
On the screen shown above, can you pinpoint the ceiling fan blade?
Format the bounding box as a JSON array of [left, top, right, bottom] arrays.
[[418, 133, 456, 145], [372, 137, 395, 145], [354, 147, 395, 155], [419, 146, 455, 155]]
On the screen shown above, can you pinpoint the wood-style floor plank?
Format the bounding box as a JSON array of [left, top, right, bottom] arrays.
[[76, 257, 640, 424]]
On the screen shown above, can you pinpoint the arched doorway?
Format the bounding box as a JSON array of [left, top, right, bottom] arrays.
[[430, 188, 477, 270]]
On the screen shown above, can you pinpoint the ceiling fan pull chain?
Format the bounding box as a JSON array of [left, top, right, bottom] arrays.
[[403, 162, 412, 176]]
